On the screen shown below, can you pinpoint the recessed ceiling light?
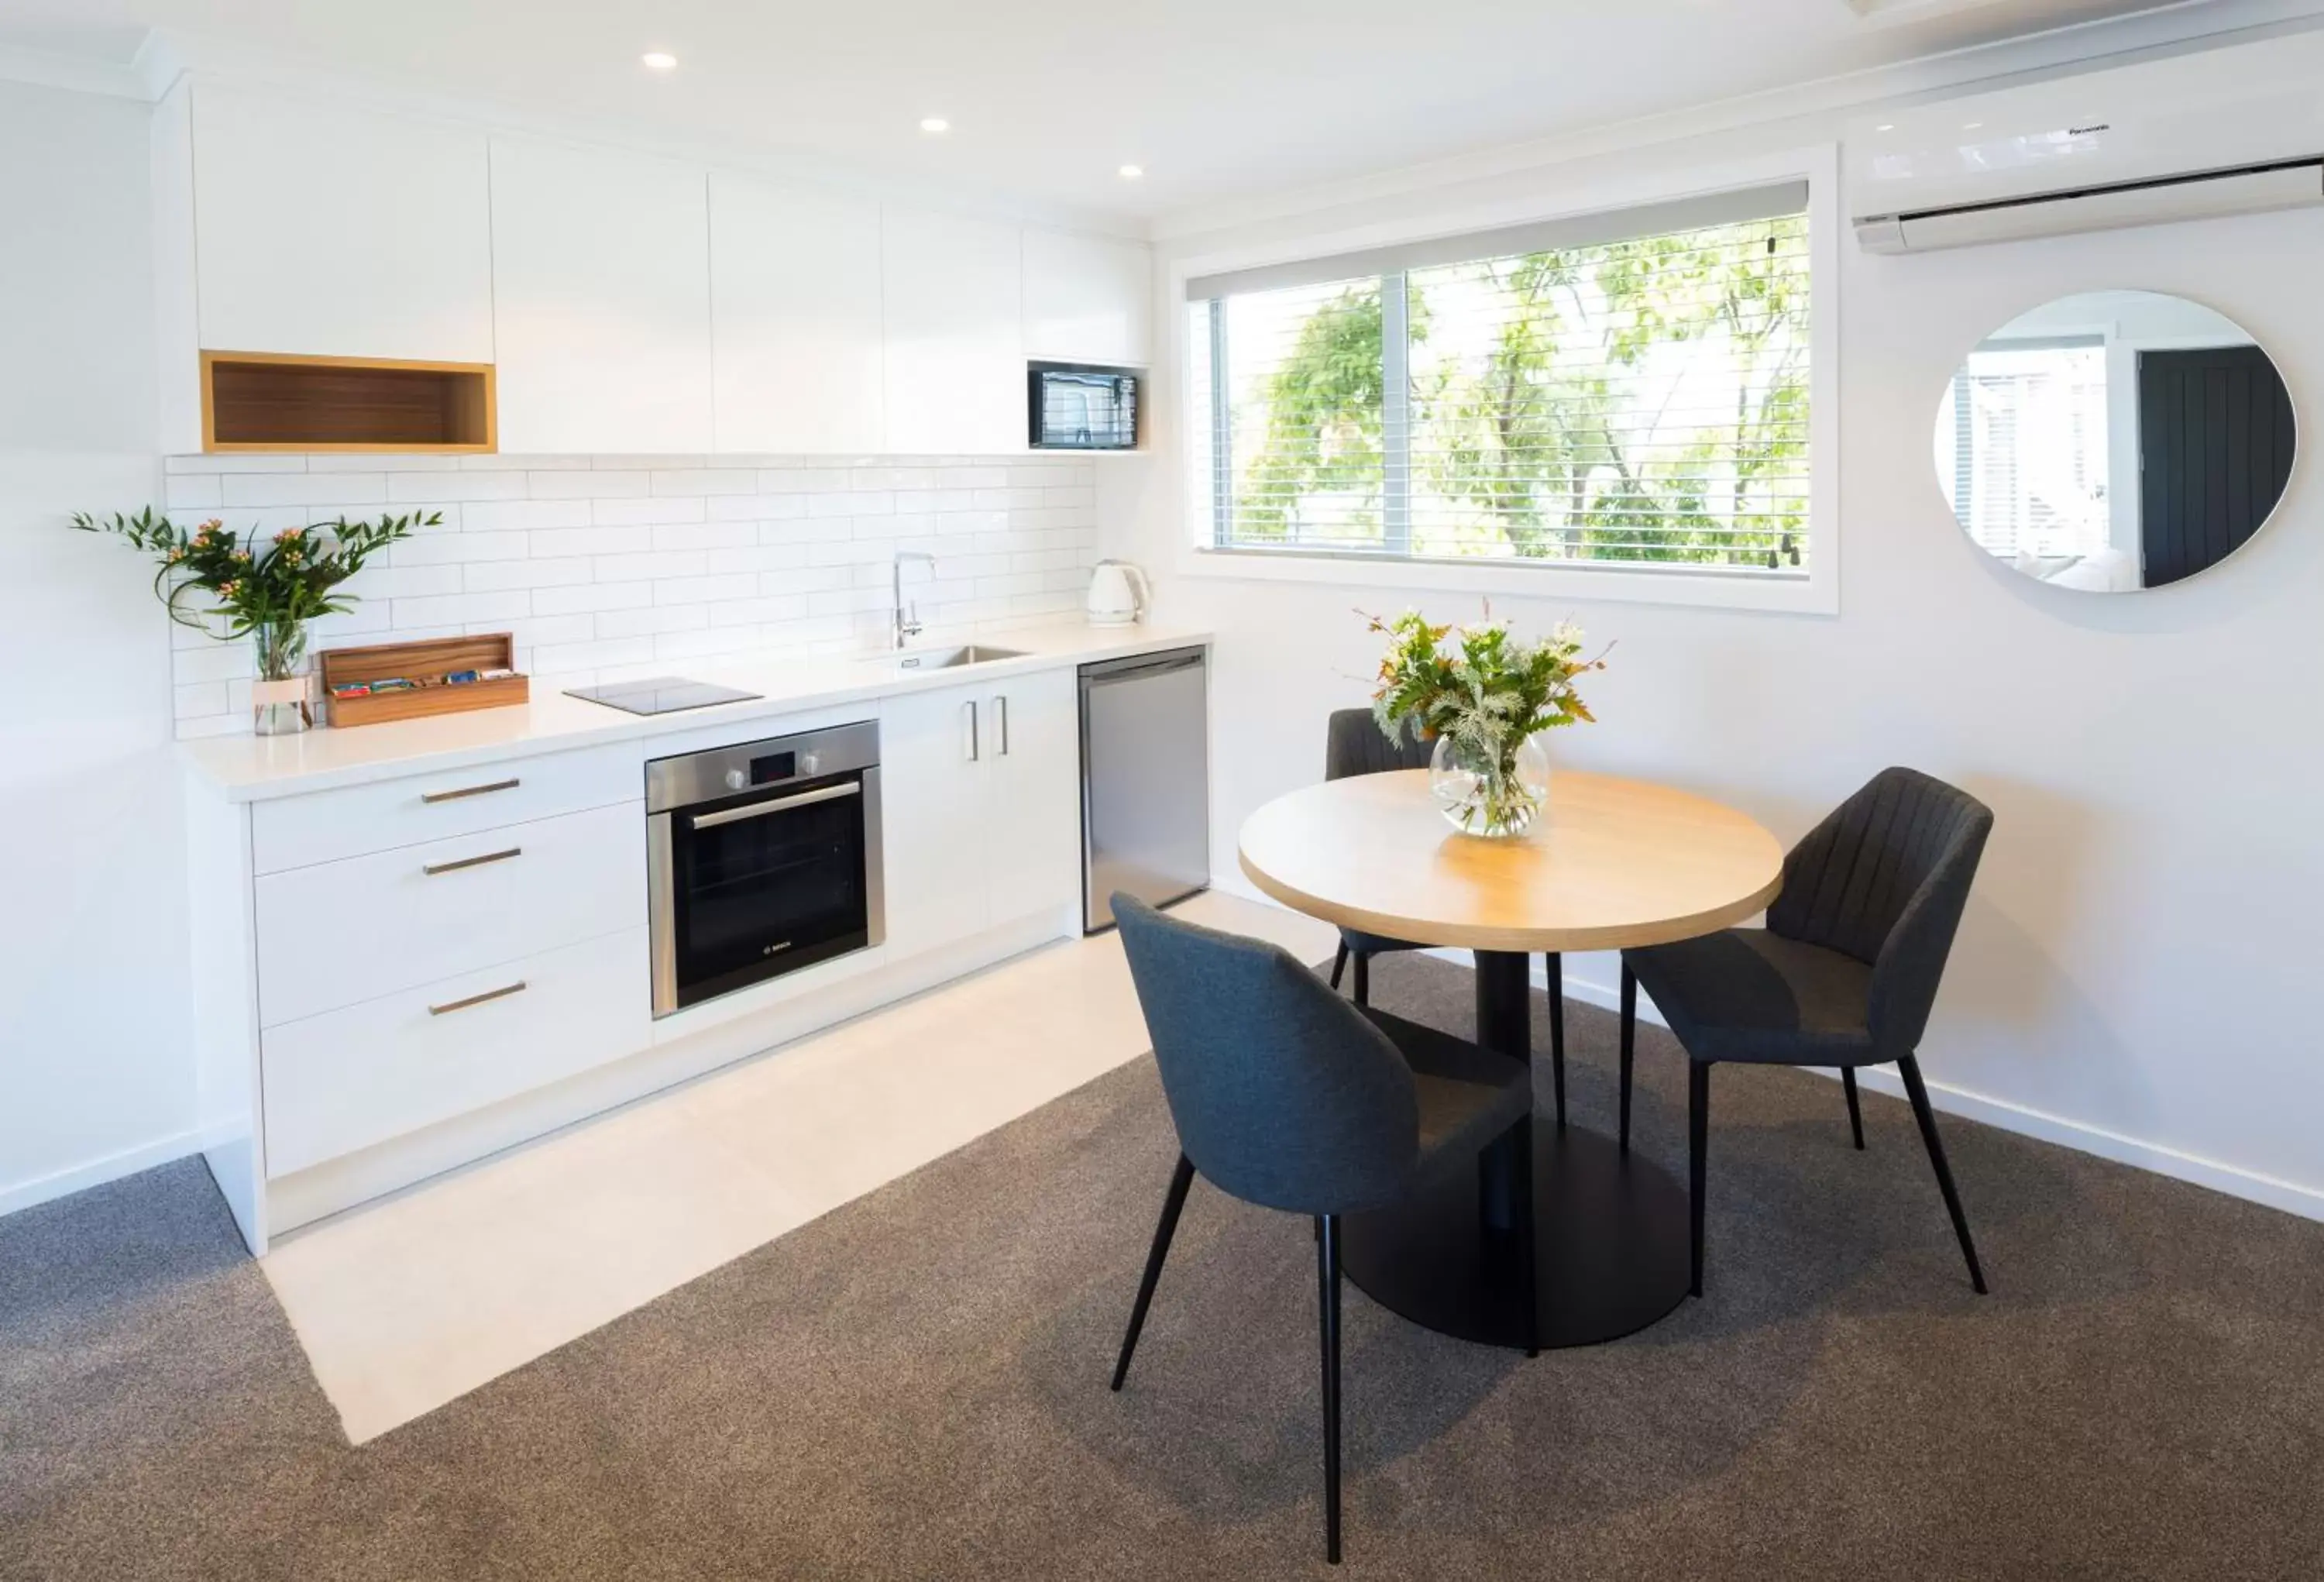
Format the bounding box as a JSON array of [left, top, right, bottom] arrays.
[[920, 116, 951, 134], [1118, 163, 1144, 181], [641, 51, 677, 71], [1875, 123, 1896, 132], [1963, 121, 1984, 131]]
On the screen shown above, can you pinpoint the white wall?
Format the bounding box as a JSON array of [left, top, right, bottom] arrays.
[[1116, 91, 2324, 1218], [0, 81, 198, 1213]]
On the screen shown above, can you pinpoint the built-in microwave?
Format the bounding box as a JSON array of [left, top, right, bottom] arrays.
[[1029, 362, 1140, 451]]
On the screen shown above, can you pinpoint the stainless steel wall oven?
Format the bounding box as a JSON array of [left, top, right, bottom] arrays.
[[647, 721, 883, 1016]]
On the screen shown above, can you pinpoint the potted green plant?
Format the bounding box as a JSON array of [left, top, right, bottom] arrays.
[[71, 507, 439, 734], [1367, 606, 1606, 837]]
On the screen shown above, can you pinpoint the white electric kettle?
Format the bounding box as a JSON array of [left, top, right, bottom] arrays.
[[1085, 560, 1150, 626]]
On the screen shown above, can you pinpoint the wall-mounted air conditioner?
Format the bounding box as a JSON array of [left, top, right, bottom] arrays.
[[1846, 30, 2324, 253]]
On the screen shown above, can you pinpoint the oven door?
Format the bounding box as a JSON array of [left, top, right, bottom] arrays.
[[649, 766, 883, 1016]]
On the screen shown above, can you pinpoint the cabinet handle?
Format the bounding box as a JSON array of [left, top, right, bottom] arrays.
[[428, 980, 528, 1016], [994, 694, 1009, 756], [421, 777, 521, 805], [963, 700, 979, 762], [422, 845, 522, 877]]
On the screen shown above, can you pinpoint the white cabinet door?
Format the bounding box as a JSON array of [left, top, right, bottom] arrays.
[[710, 174, 885, 454], [983, 668, 1084, 927], [263, 927, 650, 1177], [192, 86, 495, 363], [881, 208, 1024, 455], [878, 683, 993, 958], [1023, 229, 1153, 367], [490, 136, 713, 453]]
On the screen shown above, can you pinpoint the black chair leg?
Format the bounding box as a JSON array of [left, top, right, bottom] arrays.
[[1618, 963, 1637, 1153], [1328, 942, 1349, 992], [1351, 952, 1370, 1007], [1545, 953, 1566, 1128], [1688, 1061, 1710, 1298], [1842, 1067, 1865, 1150], [1897, 1056, 1989, 1295], [1316, 1213, 1344, 1566], [1111, 1154, 1196, 1391]]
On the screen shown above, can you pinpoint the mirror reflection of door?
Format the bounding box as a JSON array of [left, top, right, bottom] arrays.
[[2136, 346, 2295, 587], [1934, 291, 2297, 593]]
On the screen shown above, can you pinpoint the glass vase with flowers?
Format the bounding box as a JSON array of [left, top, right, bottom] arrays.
[[70, 507, 438, 734], [1366, 606, 1607, 837]]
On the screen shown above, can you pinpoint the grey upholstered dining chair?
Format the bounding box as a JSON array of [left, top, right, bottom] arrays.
[[1322, 709, 1432, 1009], [1619, 767, 1994, 1298], [1109, 894, 1532, 1566], [1323, 708, 1575, 1123]]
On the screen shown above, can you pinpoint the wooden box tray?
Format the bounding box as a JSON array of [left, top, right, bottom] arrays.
[[321, 634, 529, 728]]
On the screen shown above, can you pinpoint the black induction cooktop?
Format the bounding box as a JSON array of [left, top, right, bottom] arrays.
[[565, 677, 764, 716]]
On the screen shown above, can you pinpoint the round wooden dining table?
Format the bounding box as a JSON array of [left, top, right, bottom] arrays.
[[1239, 768, 1784, 1350]]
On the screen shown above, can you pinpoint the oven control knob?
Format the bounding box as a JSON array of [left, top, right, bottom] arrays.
[[801, 753, 821, 776], [724, 768, 748, 792]]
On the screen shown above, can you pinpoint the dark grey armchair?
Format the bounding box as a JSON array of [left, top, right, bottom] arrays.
[[1621, 768, 1994, 1298], [1109, 895, 1531, 1565], [1322, 708, 1432, 1008], [1323, 708, 1576, 1123]]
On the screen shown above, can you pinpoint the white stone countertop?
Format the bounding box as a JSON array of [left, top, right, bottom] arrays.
[[182, 622, 1211, 802]]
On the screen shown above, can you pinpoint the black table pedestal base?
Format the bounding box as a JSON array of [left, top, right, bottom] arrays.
[[1336, 946, 1689, 1351], [1339, 1117, 1692, 1350]]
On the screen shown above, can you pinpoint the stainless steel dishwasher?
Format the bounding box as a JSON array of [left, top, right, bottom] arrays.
[[1079, 646, 1210, 931]]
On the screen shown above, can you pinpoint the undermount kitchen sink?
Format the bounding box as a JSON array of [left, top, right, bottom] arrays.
[[889, 645, 1028, 671]]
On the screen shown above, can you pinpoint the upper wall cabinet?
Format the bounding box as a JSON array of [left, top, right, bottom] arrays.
[[188, 86, 496, 364], [489, 136, 713, 455], [1023, 230, 1152, 367], [882, 209, 1024, 456], [710, 174, 885, 456]]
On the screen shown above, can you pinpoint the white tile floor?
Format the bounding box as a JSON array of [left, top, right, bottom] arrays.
[[261, 891, 1339, 1444]]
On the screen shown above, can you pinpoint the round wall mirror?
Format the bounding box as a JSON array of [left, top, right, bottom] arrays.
[[1933, 291, 2295, 592]]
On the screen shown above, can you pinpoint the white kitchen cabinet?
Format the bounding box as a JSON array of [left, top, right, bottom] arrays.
[[1023, 229, 1153, 367], [878, 683, 993, 957], [882, 208, 1024, 455], [190, 86, 496, 363], [490, 136, 713, 453], [253, 801, 644, 1028], [263, 927, 651, 1177], [880, 669, 1081, 959], [982, 668, 1084, 925], [710, 174, 885, 454]]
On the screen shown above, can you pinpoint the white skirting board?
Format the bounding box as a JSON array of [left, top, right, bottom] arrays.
[[1214, 874, 2324, 1226], [0, 1130, 208, 1220]]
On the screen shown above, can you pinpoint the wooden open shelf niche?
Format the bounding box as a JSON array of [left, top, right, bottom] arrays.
[[202, 351, 497, 453]]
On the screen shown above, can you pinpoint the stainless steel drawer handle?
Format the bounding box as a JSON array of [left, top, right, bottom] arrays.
[[689, 779, 861, 831], [421, 777, 521, 804], [428, 980, 528, 1016], [994, 694, 1009, 756], [422, 845, 523, 877]]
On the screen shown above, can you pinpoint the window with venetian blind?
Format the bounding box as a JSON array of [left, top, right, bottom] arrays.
[[1187, 184, 1814, 579]]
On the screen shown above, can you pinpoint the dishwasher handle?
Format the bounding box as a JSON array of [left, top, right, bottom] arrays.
[[1080, 647, 1206, 687]]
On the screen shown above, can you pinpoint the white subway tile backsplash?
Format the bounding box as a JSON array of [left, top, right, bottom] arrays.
[[164, 474, 224, 511], [226, 471, 384, 507], [163, 452, 1102, 737]]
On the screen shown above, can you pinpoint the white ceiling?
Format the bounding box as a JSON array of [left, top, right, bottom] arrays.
[[0, 0, 2233, 221]]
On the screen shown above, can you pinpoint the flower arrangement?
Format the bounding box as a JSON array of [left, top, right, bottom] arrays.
[[1366, 606, 1606, 836], [70, 507, 436, 643], [71, 507, 439, 734]]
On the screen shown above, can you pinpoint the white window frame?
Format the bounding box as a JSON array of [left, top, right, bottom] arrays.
[[1171, 144, 1841, 615]]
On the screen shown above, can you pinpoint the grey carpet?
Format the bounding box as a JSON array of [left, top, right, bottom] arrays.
[[5, 952, 2322, 1580]]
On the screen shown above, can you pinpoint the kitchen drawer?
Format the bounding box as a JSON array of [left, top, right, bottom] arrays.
[[255, 801, 643, 1028], [263, 927, 650, 1177], [252, 742, 641, 875]]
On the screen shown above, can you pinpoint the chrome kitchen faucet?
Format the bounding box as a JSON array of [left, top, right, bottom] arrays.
[[892, 550, 936, 650]]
